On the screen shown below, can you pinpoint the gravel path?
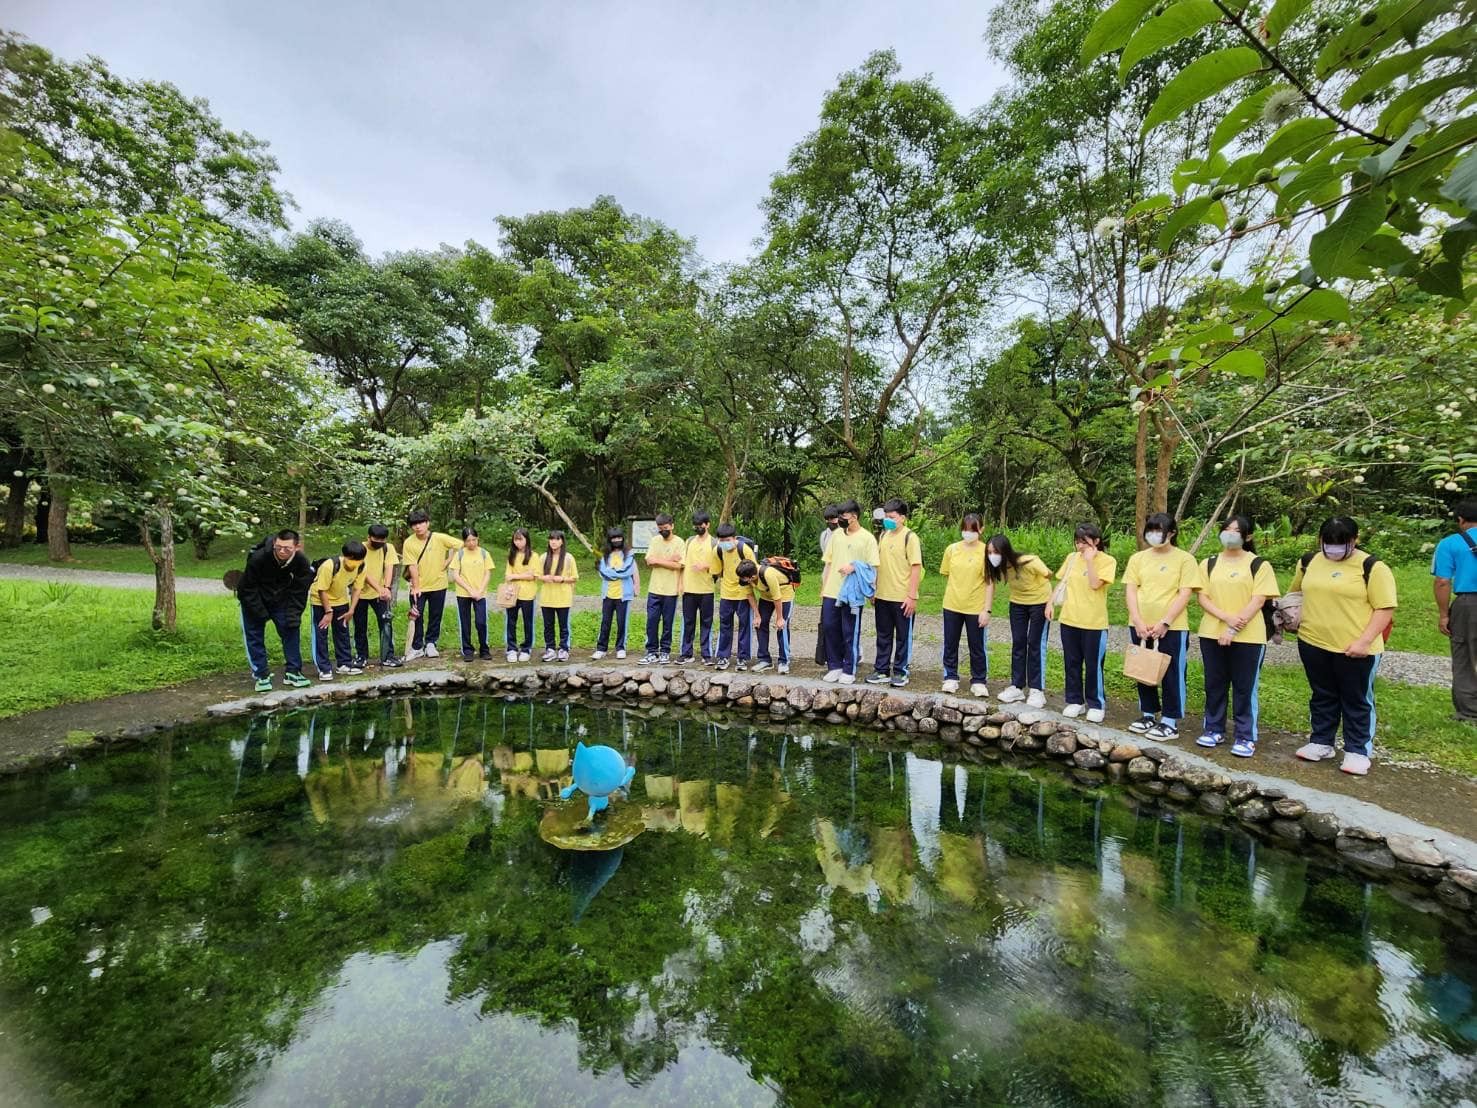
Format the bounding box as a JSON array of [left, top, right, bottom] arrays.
[[0, 563, 1453, 688]]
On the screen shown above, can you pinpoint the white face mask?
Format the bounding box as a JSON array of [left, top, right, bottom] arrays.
[[1322, 543, 1351, 561], [1145, 531, 1166, 547], [987, 552, 1003, 567], [1219, 530, 1244, 550], [961, 531, 979, 543]]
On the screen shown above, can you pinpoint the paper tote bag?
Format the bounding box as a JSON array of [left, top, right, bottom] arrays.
[[1122, 639, 1171, 686], [493, 582, 520, 610]]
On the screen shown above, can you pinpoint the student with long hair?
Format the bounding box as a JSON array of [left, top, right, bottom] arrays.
[[984, 532, 1053, 707], [1052, 523, 1117, 722], [502, 528, 539, 662], [593, 526, 639, 660], [1123, 513, 1198, 739], [938, 513, 989, 696], [1193, 514, 1280, 758], [450, 526, 496, 661], [538, 530, 578, 662]]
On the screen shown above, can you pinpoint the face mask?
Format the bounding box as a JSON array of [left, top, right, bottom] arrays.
[[1322, 543, 1351, 561], [695, 523, 708, 533], [719, 540, 736, 552], [611, 540, 624, 549], [1145, 531, 1165, 547], [827, 520, 840, 530], [368, 539, 385, 549], [658, 529, 671, 539], [1219, 530, 1244, 550], [987, 552, 1003, 567], [882, 518, 899, 531], [961, 531, 979, 543]]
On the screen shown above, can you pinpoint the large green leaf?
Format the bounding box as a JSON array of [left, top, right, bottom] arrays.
[[1157, 195, 1227, 251], [1118, 0, 1222, 80], [1210, 86, 1277, 155], [1441, 148, 1477, 213], [1143, 48, 1263, 134], [1277, 288, 1351, 324], [1213, 349, 1266, 377], [1339, 27, 1470, 110], [1081, 0, 1159, 63], [1126, 193, 1174, 221], [1264, 0, 1315, 44], [1379, 73, 1468, 137], [1308, 190, 1388, 280], [1359, 120, 1427, 183], [1276, 161, 1350, 215], [1314, 0, 1440, 80], [1258, 118, 1338, 168]]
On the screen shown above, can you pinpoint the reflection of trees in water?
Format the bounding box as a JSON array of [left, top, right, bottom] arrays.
[[1, 696, 1475, 1106]]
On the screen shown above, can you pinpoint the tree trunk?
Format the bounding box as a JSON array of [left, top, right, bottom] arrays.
[[530, 478, 594, 553], [1132, 405, 1151, 550], [720, 447, 740, 522], [861, 427, 891, 507], [33, 488, 49, 544], [141, 508, 177, 633], [42, 448, 71, 560], [298, 484, 308, 536], [1151, 419, 1180, 518], [3, 467, 26, 548]]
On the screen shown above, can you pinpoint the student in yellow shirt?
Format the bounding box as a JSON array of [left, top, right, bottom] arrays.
[[593, 527, 640, 660], [310, 540, 368, 680], [984, 533, 1053, 707], [737, 556, 797, 674], [1193, 514, 1281, 758], [642, 513, 684, 665], [1052, 523, 1117, 723], [938, 513, 990, 696], [352, 523, 402, 670], [537, 530, 578, 662], [678, 510, 719, 665], [450, 526, 497, 662], [401, 508, 463, 660], [867, 498, 924, 689], [1290, 516, 1397, 777], [502, 528, 539, 662], [712, 522, 757, 670], [1122, 513, 1199, 740], [820, 498, 881, 684]]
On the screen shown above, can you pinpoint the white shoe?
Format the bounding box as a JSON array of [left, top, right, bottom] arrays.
[[404, 647, 425, 662], [1296, 742, 1337, 762], [424, 643, 439, 658], [997, 685, 1025, 704], [970, 683, 989, 698], [823, 669, 842, 683], [941, 679, 959, 694], [318, 671, 334, 682], [838, 673, 855, 685], [778, 664, 790, 674], [616, 649, 626, 660], [752, 661, 772, 673], [506, 651, 517, 663], [1340, 752, 1371, 776], [518, 651, 530, 662], [556, 649, 569, 662], [1063, 703, 1085, 719], [592, 650, 606, 660], [1027, 689, 1046, 709], [1085, 708, 1105, 723]]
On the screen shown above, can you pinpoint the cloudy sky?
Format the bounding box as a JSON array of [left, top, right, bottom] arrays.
[[10, 0, 1009, 263]]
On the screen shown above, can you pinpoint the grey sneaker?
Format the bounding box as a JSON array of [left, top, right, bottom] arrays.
[[752, 661, 772, 673], [658, 653, 671, 664], [716, 658, 730, 671], [890, 675, 909, 688], [639, 654, 657, 665], [865, 672, 891, 685]]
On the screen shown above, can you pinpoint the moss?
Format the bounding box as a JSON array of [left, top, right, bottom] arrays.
[[1012, 1010, 1152, 1107]]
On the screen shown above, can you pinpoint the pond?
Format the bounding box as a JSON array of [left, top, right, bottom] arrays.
[[1, 697, 1475, 1107]]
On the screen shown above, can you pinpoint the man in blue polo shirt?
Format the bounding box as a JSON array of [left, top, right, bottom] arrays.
[[1433, 499, 1477, 722]]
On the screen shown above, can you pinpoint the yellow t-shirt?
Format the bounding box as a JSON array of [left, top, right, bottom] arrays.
[[312, 557, 366, 607], [714, 542, 757, 601], [822, 527, 881, 601], [538, 550, 579, 609], [682, 535, 718, 594], [1124, 547, 1199, 631], [753, 564, 795, 604], [502, 551, 540, 602], [1005, 554, 1053, 605], [939, 541, 987, 615], [401, 531, 463, 592], [645, 533, 685, 597], [1195, 554, 1281, 644], [602, 551, 633, 600], [360, 541, 400, 591], [876, 526, 924, 603], [1055, 551, 1118, 630], [450, 546, 496, 596], [1290, 552, 1397, 656]]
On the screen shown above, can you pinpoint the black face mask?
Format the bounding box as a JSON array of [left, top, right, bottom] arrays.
[[827, 520, 840, 530], [368, 540, 385, 549], [658, 529, 672, 539], [695, 524, 708, 533], [611, 540, 624, 549]]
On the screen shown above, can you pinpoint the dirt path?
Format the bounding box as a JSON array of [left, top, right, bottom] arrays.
[[0, 563, 1454, 687]]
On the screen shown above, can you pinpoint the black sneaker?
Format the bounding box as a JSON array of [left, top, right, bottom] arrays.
[[716, 658, 730, 671], [382, 658, 404, 669], [351, 658, 369, 670], [461, 650, 474, 662], [890, 675, 909, 688], [478, 648, 492, 660], [676, 655, 693, 665], [865, 672, 891, 685], [639, 653, 657, 665], [702, 657, 715, 667], [1127, 717, 1155, 735]]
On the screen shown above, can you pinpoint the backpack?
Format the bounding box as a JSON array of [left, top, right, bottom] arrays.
[[761, 555, 802, 586], [310, 555, 341, 575], [737, 535, 760, 561], [1205, 554, 1278, 641], [1296, 551, 1394, 643]]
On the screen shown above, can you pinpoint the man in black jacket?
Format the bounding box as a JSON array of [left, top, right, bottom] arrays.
[[238, 529, 315, 691]]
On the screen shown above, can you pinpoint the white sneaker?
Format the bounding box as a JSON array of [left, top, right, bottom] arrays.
[[970, 683, 989, 698], [424, 643, 439, 658], [1027, 689, 1046, 709], [1085, 708, 1105, 723], [1296, 742, 1337, 762], [997, 685, 1025, 704], [556, 649, 569, 662], [1340, 752, 1371, 776], [941, 679, 959, 694], [404, 647, 425, 662], [541, 648, 556, 662], [318, 671, 334, 682], [778, 664, 790, 675], [518, 651, 530, 662], [752, 661, 772, 673], [506, 650, 517, 663], [616, 649, 626, 660], [1063, 703, 1085, 719], [838, 673, 855, 685], [592, 650, 606, 660], [823, 669, 843, 683]]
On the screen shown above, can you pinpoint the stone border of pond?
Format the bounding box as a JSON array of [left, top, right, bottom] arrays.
[[21, 662, 1477, 931]]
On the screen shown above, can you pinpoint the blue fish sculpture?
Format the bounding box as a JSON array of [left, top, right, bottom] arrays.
[[560, 742, 635, 822]]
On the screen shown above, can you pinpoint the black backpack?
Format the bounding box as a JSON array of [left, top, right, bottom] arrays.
[[1205, 554, 1278, 640], [310, 555, 341, 575]]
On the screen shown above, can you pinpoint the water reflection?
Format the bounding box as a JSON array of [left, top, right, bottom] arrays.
[[0, 696, 1474, 1107]]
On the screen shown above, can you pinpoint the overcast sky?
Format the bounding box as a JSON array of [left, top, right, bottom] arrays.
[[9, 0, 1009, 264]]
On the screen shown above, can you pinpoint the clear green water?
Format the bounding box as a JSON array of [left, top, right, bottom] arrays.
[[1, 698, 1475, 1107]]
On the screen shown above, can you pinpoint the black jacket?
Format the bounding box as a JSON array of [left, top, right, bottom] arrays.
[[237, 545, 314, 622]]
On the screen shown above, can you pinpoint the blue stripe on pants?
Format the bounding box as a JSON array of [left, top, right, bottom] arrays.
[[716, 597, 751, 660], [941, 608, 986, 682], [1129, 628, 1188, 724], [644, 593, 677, 654], [872, 598, 913, 677], [1201, 638, 1266, 744], [1297, 638, 1381, 756], [1009, 602, 1049, 691], [1060, 624, 1105, 709]]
